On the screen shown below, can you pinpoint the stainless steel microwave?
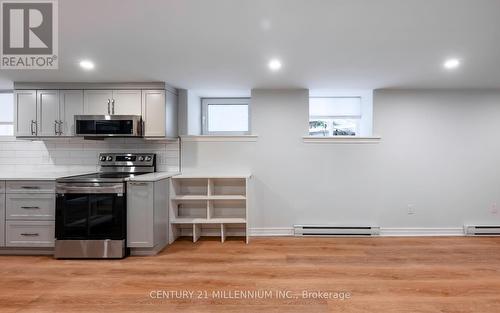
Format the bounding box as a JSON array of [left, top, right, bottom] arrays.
[[75, 115, 142, 137]]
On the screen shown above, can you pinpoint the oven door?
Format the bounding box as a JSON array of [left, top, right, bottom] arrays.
[[56, 183, 127, 240], [55, 185, 126, 241], [55, 183, 128, 258]]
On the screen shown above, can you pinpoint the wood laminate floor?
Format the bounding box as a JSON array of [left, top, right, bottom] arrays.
[[1, 237, 500, 312]]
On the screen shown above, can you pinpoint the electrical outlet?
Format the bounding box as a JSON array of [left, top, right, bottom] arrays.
[[491, 203, 498, 215], [407, 204, 416, 215]]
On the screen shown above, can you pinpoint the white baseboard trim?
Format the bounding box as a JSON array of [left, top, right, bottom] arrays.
[[249, 227, 465, 237], [181, 135, 258, 142], [249, 228, 294, 236]]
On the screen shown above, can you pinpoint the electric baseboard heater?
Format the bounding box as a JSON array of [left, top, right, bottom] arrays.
[[464, 225, 500, 236], [294, 225, 380, 237]]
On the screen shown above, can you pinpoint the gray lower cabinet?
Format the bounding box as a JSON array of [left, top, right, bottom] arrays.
[[3, 180, 56, 249], [5, 221, 55, 247], [0, 184, 5, 247], [127, 179, 169, 249], [6, 181, 55, 193], [6, 194, 55, 220]]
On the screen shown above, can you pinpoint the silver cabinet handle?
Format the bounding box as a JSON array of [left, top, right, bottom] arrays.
[[54, 120, 58, 135], [21, 206, 40, 209], [30, 120, 36, 135], [107, 99, 111, 114], [21, 233, 39, 237], [58, 120, 63, 135], [21, 186, 40, 189], [112, 99, 115, 114]]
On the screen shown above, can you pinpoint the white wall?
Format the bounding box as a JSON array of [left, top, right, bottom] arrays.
[[178, 89, 201, 136], [0, 137, 180, 173], [181, 89, 500, 234]]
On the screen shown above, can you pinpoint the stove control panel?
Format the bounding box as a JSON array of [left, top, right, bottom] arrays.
[[98, 153, 156, 167]]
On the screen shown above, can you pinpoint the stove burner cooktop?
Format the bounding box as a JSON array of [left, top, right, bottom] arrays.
[[56, 153, 157, 184], [58, 172, 148, 183]]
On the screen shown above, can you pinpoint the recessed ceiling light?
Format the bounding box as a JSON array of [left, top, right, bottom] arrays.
[[443, 58, 461, 70], [268, 59, 282, 71], [79, 60, 95, 70], [260, 18, 272, 31]]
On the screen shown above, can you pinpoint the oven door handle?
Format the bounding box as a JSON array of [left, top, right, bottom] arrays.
[[56, 183, 124, 194]]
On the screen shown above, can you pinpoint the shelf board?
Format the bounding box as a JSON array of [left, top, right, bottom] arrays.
[[171, 218, 246, 224], [210, 195, 246, 200], [172, 195, 246, 201], [171, 195, 209, 200], [173, 173, 251, 179]]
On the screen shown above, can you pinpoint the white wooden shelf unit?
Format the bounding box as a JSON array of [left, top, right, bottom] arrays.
[[169, 175, 250, 244]]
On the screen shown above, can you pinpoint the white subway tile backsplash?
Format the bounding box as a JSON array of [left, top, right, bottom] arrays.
[[50, 151, 71, 158], [15, 150, 44, 157], [0, 137, 180, 172]]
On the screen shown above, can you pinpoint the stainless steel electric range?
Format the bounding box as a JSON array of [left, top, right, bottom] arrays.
[[54, 153, 156, 259]]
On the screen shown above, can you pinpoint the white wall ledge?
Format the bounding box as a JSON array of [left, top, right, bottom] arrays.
[[303, 136, 381, 144], [181, 135, 258, 142]]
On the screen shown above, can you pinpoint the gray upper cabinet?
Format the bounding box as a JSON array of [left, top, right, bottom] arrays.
[[83, 90, 113, 115], [14, 83, 177, 138], [84, 90, 141, 115], [14, 90, 37, 137], [37, 90, 60, 137], [165, 90, 178, 138], [15, 89, 83, 137], [59, 90, 84, 136], [142, 90, 166, 137], [112, 90, 142, 115]]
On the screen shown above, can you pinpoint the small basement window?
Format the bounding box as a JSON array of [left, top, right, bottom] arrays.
[[309, 97, 361, 136], [309, 92, 373, 137], [0, 91, 14, 136], [202, 98, 250, 135]]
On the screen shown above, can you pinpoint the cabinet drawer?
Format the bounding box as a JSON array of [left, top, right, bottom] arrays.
[[6, 181, 55, 193], [5, 221, 55, 247], [6, 194, 55, 220], [0, 181, 5, 193]]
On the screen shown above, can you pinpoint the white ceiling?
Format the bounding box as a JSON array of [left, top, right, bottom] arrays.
[[1, 0, 500, 90]]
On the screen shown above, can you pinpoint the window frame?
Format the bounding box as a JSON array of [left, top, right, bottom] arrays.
[[0, 90, 14, 137], [201, 97, 251, 135]]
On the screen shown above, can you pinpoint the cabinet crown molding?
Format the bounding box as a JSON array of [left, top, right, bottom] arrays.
[[13, 82, 169, 91]]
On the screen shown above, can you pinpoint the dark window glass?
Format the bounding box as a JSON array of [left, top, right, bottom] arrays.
[[95, 120, 133, 134], [76, 120, 96, 134]]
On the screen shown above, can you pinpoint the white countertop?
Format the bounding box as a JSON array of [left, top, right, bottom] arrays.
[[0, 171, 247, 181], [174, 172, 252, 179], [127, 172, 180, 182], [0, 171, 96, 181]]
